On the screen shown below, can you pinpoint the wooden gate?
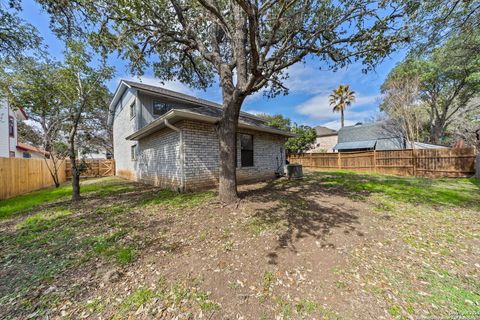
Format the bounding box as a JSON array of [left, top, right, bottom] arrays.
[[65, 159, 115, 178]]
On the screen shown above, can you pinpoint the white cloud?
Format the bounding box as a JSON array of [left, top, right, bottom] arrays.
[[282, 63, 347, 94], [320, 120, 357, 131], [295, 93, 380, 124]]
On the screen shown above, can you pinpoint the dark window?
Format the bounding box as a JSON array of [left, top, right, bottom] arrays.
[[23, 152, 31, 158], [131, 145, 137, 160], [240, 134, 254, 167], [129, 101, 135, 119], [9, 151, 15, 158], [153, 101, 173, 117], [8, 116, 14, 137]]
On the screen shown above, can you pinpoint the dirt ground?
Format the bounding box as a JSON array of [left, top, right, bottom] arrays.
[[0, 171, 478, 319]]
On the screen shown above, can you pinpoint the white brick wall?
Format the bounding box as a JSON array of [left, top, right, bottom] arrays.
[[182, 120, 286, 190], [136, 128, 181, 189], [112, 90, 287, 190]]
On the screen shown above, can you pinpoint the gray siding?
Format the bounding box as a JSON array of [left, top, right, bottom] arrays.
[[112, 88, 138, 179]]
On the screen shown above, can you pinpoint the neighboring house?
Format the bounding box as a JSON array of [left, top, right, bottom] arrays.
[[308, 126, 338, 152], [334, 122, 446, 152], [77, 146, 112, 160], [16, 142, 49, 159], [109, 80, 294, 190], [0, 99, 30, 158]]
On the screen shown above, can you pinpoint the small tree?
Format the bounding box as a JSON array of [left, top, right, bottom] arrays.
[[329, 85, 356, 128], [57, 42, 113, 200]]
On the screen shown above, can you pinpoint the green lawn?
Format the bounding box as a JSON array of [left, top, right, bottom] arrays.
[[307, 170, 480, 209], [0, 177, 136, 220]]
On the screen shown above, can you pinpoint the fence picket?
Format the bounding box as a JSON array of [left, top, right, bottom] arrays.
[[292, 148, 476, 177]]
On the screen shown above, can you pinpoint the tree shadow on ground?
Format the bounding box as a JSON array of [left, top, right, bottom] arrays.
[[239, 175, 364, 265]]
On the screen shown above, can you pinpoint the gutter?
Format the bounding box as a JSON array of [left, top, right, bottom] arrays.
[[164, 119, 185, 191]]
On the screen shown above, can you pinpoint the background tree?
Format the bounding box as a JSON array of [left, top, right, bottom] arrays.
[[57, 42, 113, 201], [285, 125, 317, 154], [380, 73, 426, 147], [16, 122, 43, 146], [0, 0, 41, 60], [383, 32, 480, 144], [38, 0, 412, 203], [257, 113, 316, 154], [407, 0, 479, 53], [329, 84, 356, 128], [257, 113, 291, 132], [0, 57, 69, 187]]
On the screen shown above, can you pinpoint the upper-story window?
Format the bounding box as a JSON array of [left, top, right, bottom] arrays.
[[129, 101, 135, 119], [153, 101, 173, 117], [8, 116, 14, 137]]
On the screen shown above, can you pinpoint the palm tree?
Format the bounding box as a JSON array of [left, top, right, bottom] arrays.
[[329, 85, 356, 128]]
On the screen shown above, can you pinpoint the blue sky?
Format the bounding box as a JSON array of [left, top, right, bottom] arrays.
[[21, 0, 406, 130]]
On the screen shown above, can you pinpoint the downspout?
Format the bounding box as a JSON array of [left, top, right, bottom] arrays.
[[164, 119, 185, 191]]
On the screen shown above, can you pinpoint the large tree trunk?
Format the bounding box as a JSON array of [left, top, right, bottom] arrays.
[[341, 109, 345, 128], [217, 95, 243, 203], [429, 120, 445, 144]]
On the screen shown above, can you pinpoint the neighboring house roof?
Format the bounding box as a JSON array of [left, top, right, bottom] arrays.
[[16, 142, 49, 156], [409, 142, 448, 149], [333, 122, 448, 150], [110, 80, 295, 139], [314, 126, 337, 137], [334, 140, 377, 150], [337, 122, 397, 143], [334, 122, 401, 150]]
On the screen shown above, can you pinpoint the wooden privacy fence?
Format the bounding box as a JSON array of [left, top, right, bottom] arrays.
[[0, 157, 67, 200], [0, 158, 115, 200], [65, 159, 115, 178], [288, 148, 477, 177]]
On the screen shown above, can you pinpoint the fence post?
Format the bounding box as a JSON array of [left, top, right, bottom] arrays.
[[412, 149, 417, 176], [476, 153, 480, 179], [373, 150, 377, 173], [338, 152, 342, 170]]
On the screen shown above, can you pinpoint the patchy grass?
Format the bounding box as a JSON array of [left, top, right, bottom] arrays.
[[1, 173, 478, 319], [419, 269, 480, 314], [0, 177, 136, 220], [310, 170, 480, 209], [121, 287, 155, 312]]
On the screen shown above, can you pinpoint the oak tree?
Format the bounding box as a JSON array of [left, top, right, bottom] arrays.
[[39, 0, 411, 202]]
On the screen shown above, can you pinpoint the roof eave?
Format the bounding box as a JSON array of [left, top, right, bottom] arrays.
[[126, 109, 295, 140]]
